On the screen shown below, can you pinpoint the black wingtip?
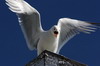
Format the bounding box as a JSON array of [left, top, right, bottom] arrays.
[[90, 22, 100, 25], [89, 22, 100, 28]]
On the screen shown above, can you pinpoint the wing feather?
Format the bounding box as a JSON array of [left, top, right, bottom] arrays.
[[57, 18, 99, 53], [6, 0, 43, 50]]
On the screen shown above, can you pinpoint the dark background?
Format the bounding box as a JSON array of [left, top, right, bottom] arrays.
[[1, 0, 100, 66]]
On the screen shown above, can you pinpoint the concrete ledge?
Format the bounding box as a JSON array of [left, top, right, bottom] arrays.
[[26, 50, 87, 66]]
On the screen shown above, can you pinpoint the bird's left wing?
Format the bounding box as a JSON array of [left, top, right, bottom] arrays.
[[6, 0, 43, 50], [57, 18, 99, 53]]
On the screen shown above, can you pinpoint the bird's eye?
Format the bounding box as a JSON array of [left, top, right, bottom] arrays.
[[54, 27, 56, 30]]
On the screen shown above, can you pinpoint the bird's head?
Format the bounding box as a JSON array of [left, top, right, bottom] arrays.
[[51, 25, 59, 38]]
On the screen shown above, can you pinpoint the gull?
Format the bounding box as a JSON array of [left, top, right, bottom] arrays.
[[6, 0, 99, 55]]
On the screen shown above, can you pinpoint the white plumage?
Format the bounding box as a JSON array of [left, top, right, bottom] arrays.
[[6, 0, 99, 55]]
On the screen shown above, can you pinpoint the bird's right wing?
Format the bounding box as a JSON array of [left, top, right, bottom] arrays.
[[6, 0, 43, 50], [57, 18, 99, 53]]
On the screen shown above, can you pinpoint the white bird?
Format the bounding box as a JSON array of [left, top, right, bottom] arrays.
[[6, 0, 99, 55]]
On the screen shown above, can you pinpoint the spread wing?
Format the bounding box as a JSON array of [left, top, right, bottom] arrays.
[[6, 0, 43, 50], [57, 18, 99, 53]]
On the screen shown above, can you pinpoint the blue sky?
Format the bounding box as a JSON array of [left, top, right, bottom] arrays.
[[1, 0, 100, 66]]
